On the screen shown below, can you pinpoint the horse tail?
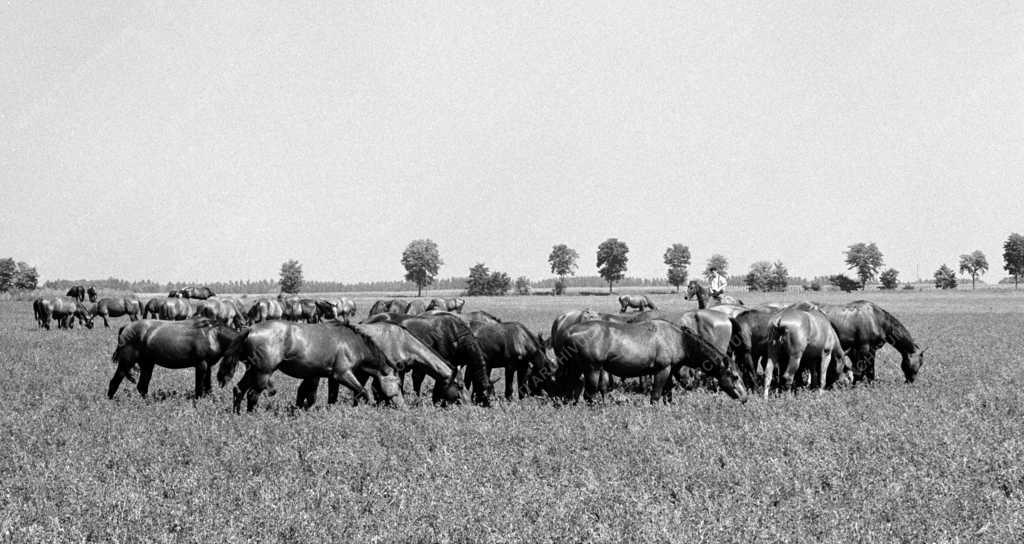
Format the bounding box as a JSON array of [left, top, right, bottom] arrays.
[[218, 327, 251, 387], [111, 323, 134, 365]]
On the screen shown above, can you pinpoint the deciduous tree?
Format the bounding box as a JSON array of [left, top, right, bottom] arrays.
[[663, 244, 691, 293], [844, 242, 884, 288], [596, 238, 629, 293], [402, 239, 443, 296], [279, 260, 303, 294], [958, 250, 988, 290]]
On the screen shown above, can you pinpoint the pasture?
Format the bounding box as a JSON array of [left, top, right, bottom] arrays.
[[2, 290, 1023, 542]]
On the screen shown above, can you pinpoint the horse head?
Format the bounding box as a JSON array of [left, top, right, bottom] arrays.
[[902, 345, 927, 383], [684, 281, 700, 300]]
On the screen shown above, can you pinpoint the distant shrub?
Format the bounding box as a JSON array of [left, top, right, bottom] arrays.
[[828, 274, 861, 292], [879, 268, 900, 290]]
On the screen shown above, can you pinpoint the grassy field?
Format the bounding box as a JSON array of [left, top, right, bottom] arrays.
[[2, 291, 1023, 542]]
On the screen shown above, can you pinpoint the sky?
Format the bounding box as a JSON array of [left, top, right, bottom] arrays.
[[2, 2, 1022, 284]]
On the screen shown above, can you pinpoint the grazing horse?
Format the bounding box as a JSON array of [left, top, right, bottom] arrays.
[[363, 312, 491, 406], [405, 299, 428, 316], [791, 300, 925, 384], [426, 297, 466, 313], [280, 297, 317, 323], [35, 298, 92, 329], [292, 322, 467, 408], [89, 297, 142, 328], [159, 297, 192, 321], [220, 321, 454, 411], [560, 320, 747, 403], [315, 298, 356, 321], [618, 294, 656, 313], [368, 299, 393, 316], [685, 280, 744, 308], [194, 299, 245, 329], [108, 318, 242, 399], [247, 298, 284, 323], [66, 285, 87, 303], [730, 306, 786, 390], [142, 298, 165, 319], [470, 321, 555, 399], [764, 307, 847, 397]]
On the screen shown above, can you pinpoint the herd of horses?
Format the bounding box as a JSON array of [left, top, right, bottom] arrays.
[[33, 280, 927, 411]]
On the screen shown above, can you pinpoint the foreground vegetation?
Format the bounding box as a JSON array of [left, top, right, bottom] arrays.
[[2, 291, 1023, 542]]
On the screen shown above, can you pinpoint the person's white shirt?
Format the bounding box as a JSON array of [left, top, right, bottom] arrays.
[[709, 273, 727, 293]]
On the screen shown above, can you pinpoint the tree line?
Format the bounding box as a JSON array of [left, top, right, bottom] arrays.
[[34, 232, 1024, 297]]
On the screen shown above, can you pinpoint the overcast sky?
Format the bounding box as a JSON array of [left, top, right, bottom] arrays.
[[2, 2, 1022, 284]]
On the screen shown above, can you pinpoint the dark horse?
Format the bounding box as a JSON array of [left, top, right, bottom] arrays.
[[426, 297, 466, 313], [178, 286, 216, 299], [89, 296, 142, 328], [194, 298, 246, 329], [618, 294, 656, 312], [470, 321, 555, 399], [35, 297, 92, 329], [363, 312, 491, 405], [66, 285, 87, 302], [109, 318, 242, 399], [218, 321, 461, 411], [559, 319, 747, 403], [685, 280, 744, 308], [764, 307, 848, 397], [289, 321, 468, 408], [791, 301, 925, 384]]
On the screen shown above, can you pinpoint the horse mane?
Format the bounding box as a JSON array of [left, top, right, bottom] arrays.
[[337, 321, 391, 365], [472, 310, 503, 323], [872, 304, 917, 353], [678, 323, 729, 368]]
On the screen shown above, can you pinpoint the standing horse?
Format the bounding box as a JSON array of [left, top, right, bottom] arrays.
[[36, 298, 92, 329], [764, 307, 847, 397], [470, 321, 555, 399], [729, 306, 785, 390], [315, 298, 356, 321], [247, 298, 283, 323], [108, 318, 242, 399], [194, 299, 245, 329], [89, 297, 142, 327], [685, 280, 744, 308], [178, 286, 216, 299], [405, 299, 428, 316], [791, 300, 925, 383], [159, 297, 192, 321], [368, 299, 393, 316], [559, 319, 747, 403], [87, 286, 98, 302], [363, 312, 491, 405], [292, 321, 466, 408], [66, 286, 87, 303], [618, 294, 656, 312], [280, 298, 318, 323], [426, 298, 466, 313], [219, 321, 455, 411]]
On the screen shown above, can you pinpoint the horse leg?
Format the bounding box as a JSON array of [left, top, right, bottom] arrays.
[[193, 362, 209, 398], [504, 366, 515, 400], [136, 363, 155, 398], [411, 367, 426, 396], [246, 372, 273, 412], [296, 378, 319, 409], [108, 361, 135, 399], [232, 369, 255, 413], [762, 357, 774, 399], [650, 366, 672, 404], [333, 369, 371, 405], [516, 362, 528, 400], [103, 314, 110, 328], [583, 367, 600, 404]]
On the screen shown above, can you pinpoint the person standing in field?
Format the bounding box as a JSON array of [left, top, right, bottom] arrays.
[[709, 267, 728, 299]]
